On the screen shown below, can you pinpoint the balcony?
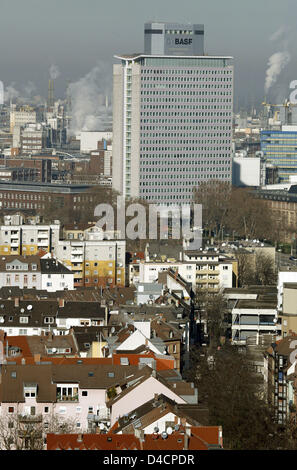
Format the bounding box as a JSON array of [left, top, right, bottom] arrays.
[[56, 394, 79, 402], [71, 256, 83, 263], [88, 407, 110, 421], [18, 414, 43, 423], [37, 240, 49, 246], [37, 232, 49, 238]]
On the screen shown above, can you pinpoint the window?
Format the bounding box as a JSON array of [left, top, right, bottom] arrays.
[[20, 317, 28, 324], [44, 407, 49, 413], [120, 357, 129, 366], [82, 391, 88, 397], [8, 407, 14, 413]]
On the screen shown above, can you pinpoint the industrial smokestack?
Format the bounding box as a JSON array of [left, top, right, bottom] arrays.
[[47, 79, 54, 108]]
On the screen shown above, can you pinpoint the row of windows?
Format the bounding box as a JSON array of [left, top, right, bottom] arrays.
[[141, 68, 232, 75], [141, 76, 232, 83], [141, 129, 231, 134]]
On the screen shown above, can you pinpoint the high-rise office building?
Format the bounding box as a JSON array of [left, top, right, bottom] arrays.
[[113, 22, 233, 204]]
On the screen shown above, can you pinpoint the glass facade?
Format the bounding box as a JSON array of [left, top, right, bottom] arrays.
[[261, 130, 297, 182]]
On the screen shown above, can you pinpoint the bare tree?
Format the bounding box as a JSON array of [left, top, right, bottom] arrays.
[[237, 252, 256, 287], [254, 251, 277, 285], [195, 290, 228, 350], [0, 412, 77, 450], [185, 344, 286, 450], [226, 188, 273, 241], [194, 180, 231, 239]]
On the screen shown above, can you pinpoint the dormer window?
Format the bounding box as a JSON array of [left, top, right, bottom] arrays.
[[24, 383, 37, 398], [20, 316, 29, 324]]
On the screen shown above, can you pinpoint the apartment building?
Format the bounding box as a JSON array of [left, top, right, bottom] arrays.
[[224, 286, 280, 344], [130, 248, 236, 293], [0, 298, 107, 336], [53, 237, 126, 288], [0, 215, 126, 288], [0, 255, 73, 291], [264, 335, 297, 424], [278, 283, 297, 337], [0, 215, 60, 255]]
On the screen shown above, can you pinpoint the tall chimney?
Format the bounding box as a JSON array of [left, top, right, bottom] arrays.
[[47, 79, 54, 108]]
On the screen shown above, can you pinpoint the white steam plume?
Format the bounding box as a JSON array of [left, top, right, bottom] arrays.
[[49, 64, 60, 80], [68, 62, 111, 135], [4, 81, 45, 105], [264, 26, 291, 95], [264, 51, 291, 94]]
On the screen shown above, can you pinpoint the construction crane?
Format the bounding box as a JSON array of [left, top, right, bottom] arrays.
[[262, 100, 297, 125]]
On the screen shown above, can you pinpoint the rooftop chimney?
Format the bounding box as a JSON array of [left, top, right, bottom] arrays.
[[34, 353, 41, 363]]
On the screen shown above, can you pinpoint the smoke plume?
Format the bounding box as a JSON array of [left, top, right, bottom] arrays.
[[4, 81, 45, 105], [67, 62, 112, 136], [264, 26, 291, 95], [49, 64, 60, 80]]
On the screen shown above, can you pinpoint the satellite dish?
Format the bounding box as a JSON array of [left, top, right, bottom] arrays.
[[20, 308, 25, 313], [99, 423, 105, 430], [166, 427, 173, 435], [154, 426, 159, 433], [174, 424, 180, 431], [27, 305, 32, 310], [161, 432, 168, 440]]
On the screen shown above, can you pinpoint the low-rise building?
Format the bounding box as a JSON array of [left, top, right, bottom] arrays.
[[225, 286, 280, 344], [264, 335, 297, 424]]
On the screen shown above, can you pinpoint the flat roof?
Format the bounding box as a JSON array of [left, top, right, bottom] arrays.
[[114, 53, 233, 61], [0, 181, 94, 193]]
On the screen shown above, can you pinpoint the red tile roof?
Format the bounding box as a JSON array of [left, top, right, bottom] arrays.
[[47, 427, 223, 450], [5, 356, 113, 365]]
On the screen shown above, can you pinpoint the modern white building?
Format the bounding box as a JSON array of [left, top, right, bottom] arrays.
[[277, 267, 297, 311], [130, 250, 235, 293], [224, 287, 280, 344], [232, 156, 264, 187], [80, 131, 112, 153]]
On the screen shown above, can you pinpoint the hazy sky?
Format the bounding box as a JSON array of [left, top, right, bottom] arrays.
[[1, 0, 297, 110]]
